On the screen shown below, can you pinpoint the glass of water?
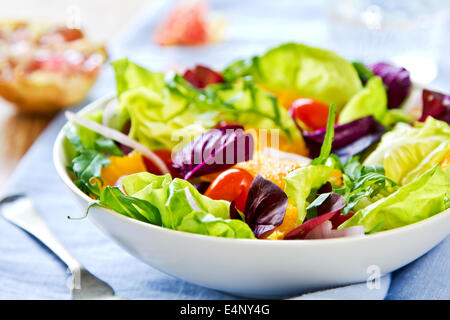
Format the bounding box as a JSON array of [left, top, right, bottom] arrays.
[[326, 0, 450, 84]]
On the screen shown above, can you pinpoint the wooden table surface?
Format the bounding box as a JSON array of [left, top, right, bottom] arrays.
[[0, 0, 150, 192]]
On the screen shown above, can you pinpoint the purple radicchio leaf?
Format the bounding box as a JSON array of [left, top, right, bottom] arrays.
[[171, 124, 254, 180], [193, 181, 211, 194], [418, 89, 450, 125], [229, 201, 241, 220], [317, 181, 332, 194], [243, 175, 288, 238], [284, 193, 346, 240], [303, 116, 385, 163], [369, 62, 412, 109]]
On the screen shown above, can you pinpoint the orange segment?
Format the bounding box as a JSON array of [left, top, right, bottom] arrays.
[[440, 149, 450, 169], [245, 127, 309, 157], [262, 202, 298, 240], [100, 152, 147, 187], [329, 169, 343, 186], [276, 90, 302, 109], [258, 83, 301, 109], [235, 153, 304, 189]]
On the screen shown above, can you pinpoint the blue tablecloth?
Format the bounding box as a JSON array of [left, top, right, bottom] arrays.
[[0, 0, 448, 299]]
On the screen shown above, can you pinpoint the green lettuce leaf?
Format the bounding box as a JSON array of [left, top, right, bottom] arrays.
[[119, 85, 214, 150], [364, 117, 450, 185], [113, 59, 219, 150], [226, 43, 362, 110], [120, 172, 255, 239], [112, 59, 301, 151], [283, 165, 334, 224], [339, 165, 450, 232], [380, 109, 415, 128], [210, 76, 301, 141], [112, 58, 165, 96], [338, 76, 387, 124]]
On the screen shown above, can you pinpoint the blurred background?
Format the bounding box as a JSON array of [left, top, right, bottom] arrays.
[[1, 0, 449, 191]]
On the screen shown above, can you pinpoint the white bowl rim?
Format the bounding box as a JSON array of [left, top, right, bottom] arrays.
[[53, 92, 450, 247]]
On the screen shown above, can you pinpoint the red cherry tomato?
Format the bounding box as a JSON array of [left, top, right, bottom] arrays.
[[204, 168, 254, 212], [143, 150, 175, 176], [289, 98, 334, 131]]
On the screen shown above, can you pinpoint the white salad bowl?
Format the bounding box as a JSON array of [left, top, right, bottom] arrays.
[[53, 94, 450, 298]]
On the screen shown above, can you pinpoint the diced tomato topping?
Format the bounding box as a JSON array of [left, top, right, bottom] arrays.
[[289, 98, 335, 131], [204, 168, 254, 212]]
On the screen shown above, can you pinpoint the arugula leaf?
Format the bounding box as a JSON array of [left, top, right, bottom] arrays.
[[222, 57, 255, 82], [97, 187, 162, 225], [352, 62, 374, 84], [306, 192, 331, 220], [167, 74, 299, 140], [311, 103, 336, 165], [339, 165, 449, 232], [71, 149, 111, 197], [72, 150, 110, 182], [65, 118, 123, 199], [335, 156, 397, 214], [94, 137, 123, 156]]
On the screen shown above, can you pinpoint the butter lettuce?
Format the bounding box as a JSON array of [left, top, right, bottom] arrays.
[[339, 165, 450, 233], [112, 59, 301, 151], [380, 109, 415, 128], [283, 165, 334, 224], [364, 117, 450, 185], [120, 172, 255, 239], [113, 58, 165, 96], [112, 59, 218, 150], [338, 76, 387, 124], [225, 43, 362, 109]]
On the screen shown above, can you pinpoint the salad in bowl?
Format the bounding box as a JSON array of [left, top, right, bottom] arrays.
[[59, 42, 450, 242]]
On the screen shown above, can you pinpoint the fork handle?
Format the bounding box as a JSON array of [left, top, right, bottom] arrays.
[[3, 198, 82, 273]]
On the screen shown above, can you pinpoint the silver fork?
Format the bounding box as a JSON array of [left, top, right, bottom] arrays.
[[0, 194, 123, 300]]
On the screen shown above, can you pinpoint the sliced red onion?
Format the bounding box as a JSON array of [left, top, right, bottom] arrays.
[[284, 193, 346, 240], [114, 175, 128, 194], [65, 111, 169, 175], [101, 98, 119, 127], [262, 147, 312, 166], [305, 220, 365, 239]]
